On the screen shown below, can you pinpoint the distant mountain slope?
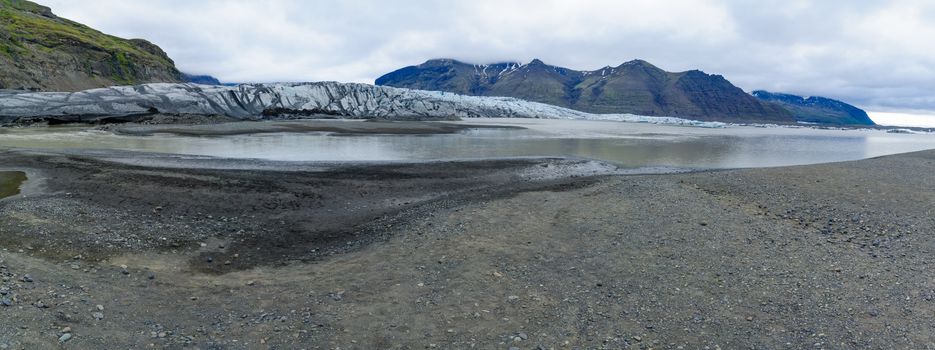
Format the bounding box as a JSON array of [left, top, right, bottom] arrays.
[[0, 0, 181, 91], [377, 58, 794, 123], [752, 90, 875, 125], [181, 73, 221, 85]]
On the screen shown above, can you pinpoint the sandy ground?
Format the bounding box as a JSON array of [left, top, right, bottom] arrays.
[[0, 145, 934, 349]]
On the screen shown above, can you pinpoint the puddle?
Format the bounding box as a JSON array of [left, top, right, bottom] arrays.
[[0, 171, 27, 199]]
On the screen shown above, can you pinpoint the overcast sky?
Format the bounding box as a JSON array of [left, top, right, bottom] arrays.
[[41, 0, 935, 126]]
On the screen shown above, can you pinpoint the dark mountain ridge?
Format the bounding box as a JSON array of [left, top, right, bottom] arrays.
[[181, 73, 221, 85], [752, 90, 874, 125], [377, 58, 795, 123]]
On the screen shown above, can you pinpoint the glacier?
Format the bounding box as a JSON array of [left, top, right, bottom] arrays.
[[0, 82, 724, 127]]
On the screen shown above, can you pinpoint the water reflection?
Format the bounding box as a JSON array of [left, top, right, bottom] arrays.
[[0, 119, 934, 169]]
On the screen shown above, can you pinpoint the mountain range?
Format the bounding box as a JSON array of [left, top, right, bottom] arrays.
[[2, 0, 874, 126], [181, 73, 221, 85], [376, 59, 794, 123], [376, 59, 874, 125], [751, 90, 874, 125]]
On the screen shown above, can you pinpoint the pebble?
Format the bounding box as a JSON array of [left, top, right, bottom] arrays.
[[517, 332, 528, 340], [61, 327, 71, 333], [21, 274, 33, 282], [92, 312, 104, 320], [147, 272, 156, 280], [58, 333, 72, 343], [0, 298, 11, 307], [96, 304, 104, 311]]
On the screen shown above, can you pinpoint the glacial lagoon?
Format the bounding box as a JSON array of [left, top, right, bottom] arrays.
[[1, 118, 933, 170]]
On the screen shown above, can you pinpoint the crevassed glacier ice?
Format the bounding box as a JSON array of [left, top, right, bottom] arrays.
[[0, 82, 723, 127]]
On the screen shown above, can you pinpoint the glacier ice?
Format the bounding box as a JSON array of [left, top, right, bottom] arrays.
[[0, 82, 724, 128]]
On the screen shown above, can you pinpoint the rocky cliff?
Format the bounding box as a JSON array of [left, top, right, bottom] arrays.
[[376, 59, 794, 124], [0, 0, 181, 91], [752, 90, 875, 125]]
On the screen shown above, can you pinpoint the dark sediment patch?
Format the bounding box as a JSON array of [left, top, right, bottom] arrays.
[[1, 112, 236, 127], [107, 119, 525, 137], [0, 150, 605, 265], [191, 174, 604, 274]]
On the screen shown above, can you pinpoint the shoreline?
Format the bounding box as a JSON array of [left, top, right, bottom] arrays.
[[103, 119, 526, 137], [4, 118, 935, 171], [5, 113, 933, 134], [0, 148, 933, 348]]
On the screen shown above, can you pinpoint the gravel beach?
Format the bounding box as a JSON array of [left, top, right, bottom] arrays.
[[0, 146, 933, 349]]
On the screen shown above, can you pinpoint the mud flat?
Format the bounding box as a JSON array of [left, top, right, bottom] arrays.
[[0, 147, 933, 349], [106, 119, 523, 137]]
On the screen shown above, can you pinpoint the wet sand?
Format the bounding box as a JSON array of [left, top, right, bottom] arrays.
[[0, 147, 934, 349]]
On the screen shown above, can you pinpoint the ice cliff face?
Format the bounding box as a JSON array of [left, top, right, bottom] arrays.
[[0, 82, 596, 120], [0, 82, 725, 127]]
